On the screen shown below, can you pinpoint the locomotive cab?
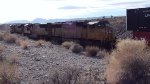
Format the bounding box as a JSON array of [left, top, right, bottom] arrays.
[[14, 24, 25, 34], [86, 20, 115, 48], [97, 20, 110, 27], [10, 24, 15, 33], [23, 24, 33, 36]]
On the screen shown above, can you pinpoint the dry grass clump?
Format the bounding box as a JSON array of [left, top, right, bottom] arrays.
[[106, 39, 150, 84], [35, 40, 46, 47], [62, 41, 75, 49], [85, 46, 100, 57], [20, 40, 28, 49], [0, 44, 5, 61], [3, 33, 16, 44], [116, 39, 147, 55], [96, 50, 109, 59], [51, 67, 81, 84], [70, 44, 83, 53], [7, 52, 19, 64], [50, 66, 105, 84], [0, 32, 7, 41], [0, 44, 5, 54], [15, 39, 22, 46], [0, 33, 4, 41], [0, 62, 19, 84]]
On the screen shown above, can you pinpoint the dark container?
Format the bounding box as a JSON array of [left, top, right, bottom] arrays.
[[127, 7, 150, 31], [127, 9, 138, 31]]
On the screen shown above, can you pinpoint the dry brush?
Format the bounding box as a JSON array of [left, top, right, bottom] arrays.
[[106, 39, 150, 84]]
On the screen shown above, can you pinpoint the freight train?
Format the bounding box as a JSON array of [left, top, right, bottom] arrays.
[[10, 20, 116, 49]]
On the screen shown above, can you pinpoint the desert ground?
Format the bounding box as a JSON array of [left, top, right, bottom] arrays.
[[0, 31, 109, 84], [0, 17, 149, 84]]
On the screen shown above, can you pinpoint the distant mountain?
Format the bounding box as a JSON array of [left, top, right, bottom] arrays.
[[6, 18, 69, 24], [32, 18, 49, 23], [48, 19, 69, 23], [7, 20, 30, 23], [5, 16, 119, 24], [32, 18, 69, 23]]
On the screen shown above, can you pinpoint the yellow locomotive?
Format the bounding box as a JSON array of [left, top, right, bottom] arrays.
[[10, 19, 115, 49]]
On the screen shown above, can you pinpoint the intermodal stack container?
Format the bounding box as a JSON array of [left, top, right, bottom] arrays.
[[133, 31, 150, 43], [127, 7, 150, 31], [127, 7, 150, 44]]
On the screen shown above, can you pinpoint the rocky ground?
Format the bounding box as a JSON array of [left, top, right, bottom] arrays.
[[0, 17, 133, 84], [0, 34, 107, 84]]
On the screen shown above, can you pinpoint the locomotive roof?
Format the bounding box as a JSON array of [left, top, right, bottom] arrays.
[[88, 20, 109, 25], [88, 21, 99, 25]]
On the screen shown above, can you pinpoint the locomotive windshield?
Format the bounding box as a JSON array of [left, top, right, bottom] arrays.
[[88, 20, 110, 28]]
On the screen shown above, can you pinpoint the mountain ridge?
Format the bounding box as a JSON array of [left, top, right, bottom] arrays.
[[5, 16, 124, 24], [6, 18, 69, 24]]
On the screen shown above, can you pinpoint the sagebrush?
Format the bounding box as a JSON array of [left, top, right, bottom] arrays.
[[0, 62, 19, 84], [35, 40, 46, 47], [3, 34, 16, 43], [106, 39, 150, 84], [62, 41, 75, 49], [20, 40, 28, 49], [0, 44, 5, 61], [70, 44, 83, 53], [85, 46, 100, 57]]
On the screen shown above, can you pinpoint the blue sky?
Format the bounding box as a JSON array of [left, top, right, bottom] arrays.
[[0, 0, 149, 23]]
